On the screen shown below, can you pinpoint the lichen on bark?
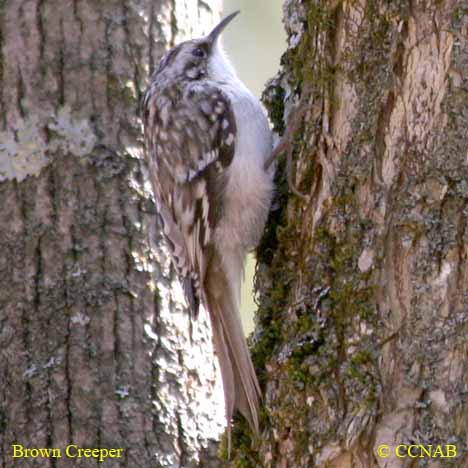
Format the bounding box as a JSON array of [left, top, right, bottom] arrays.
[[232, 1, 468, 467], [0, 1, 226, 467]]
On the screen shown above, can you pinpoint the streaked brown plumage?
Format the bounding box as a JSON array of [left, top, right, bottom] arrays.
[[142, 12, 274, 441]]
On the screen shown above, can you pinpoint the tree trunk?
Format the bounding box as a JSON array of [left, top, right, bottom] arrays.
[[232, 0, 466, 466], [0, 2, 226, 467]]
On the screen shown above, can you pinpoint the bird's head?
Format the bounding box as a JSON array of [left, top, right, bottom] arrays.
[[154, 11, 239, 82]]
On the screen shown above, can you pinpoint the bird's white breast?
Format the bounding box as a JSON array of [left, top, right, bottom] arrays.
[[216, 80, 274, 251], [207, 42, 275, 304]]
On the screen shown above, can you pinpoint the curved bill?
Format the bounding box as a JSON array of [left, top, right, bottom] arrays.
[[207, 11, 240, 43]]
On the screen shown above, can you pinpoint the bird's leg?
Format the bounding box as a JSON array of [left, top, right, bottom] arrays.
[[264, 103, 309, 200]]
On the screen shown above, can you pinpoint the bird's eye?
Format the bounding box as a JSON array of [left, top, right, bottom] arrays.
[[192, 47, 205, 58]]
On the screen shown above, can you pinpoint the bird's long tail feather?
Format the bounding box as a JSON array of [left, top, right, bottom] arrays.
[[204, 260, 261, 441]]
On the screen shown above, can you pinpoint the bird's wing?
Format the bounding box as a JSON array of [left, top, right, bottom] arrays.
[[143, 81, 236, 313], [144, 81, 261, 437]]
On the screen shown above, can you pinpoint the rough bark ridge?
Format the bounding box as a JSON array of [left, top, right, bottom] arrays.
[[0, 1, 226, 467], [231, 0, 466, 466]]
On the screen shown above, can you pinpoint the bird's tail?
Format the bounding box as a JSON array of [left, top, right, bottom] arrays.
[[204, 257, 261, 441]]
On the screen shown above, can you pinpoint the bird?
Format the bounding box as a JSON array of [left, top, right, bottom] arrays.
[[142, 11, 274, 440]]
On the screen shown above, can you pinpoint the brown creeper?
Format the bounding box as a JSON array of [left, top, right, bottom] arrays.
[[142, 12, 274, 438]]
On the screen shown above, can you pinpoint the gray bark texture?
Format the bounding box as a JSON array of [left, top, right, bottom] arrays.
[[230, 0, 466, 467], [0, 1, 227, 467]]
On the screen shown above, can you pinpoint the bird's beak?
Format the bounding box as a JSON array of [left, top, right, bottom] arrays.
[[207, 11, 240, 44]]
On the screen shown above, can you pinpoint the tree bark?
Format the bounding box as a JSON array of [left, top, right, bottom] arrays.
[[0, 1, 226, 467], [232, 0, 466, 466]]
